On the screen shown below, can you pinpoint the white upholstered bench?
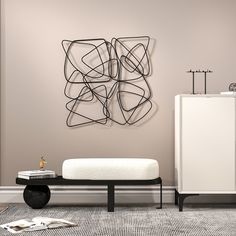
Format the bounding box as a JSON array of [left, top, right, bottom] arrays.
[[16, 158, 162, 212]]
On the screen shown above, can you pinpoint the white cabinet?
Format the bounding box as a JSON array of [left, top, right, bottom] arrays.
[[175, 95, 236, 210]]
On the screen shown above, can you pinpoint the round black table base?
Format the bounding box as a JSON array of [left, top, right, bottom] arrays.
[[23, 185, 51, 209]]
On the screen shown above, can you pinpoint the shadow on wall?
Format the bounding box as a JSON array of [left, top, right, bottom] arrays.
[[61, 36, 158, 128]]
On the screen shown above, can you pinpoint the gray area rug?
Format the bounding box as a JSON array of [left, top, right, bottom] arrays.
[[0, 204, 235, 235], [0, 204, 8, 214]]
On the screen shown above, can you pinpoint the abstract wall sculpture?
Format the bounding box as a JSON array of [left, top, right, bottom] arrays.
[[62, 36, 153, 127]]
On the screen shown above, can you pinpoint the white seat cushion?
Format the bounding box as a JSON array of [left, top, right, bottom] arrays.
[[62, 158, 159, 180]]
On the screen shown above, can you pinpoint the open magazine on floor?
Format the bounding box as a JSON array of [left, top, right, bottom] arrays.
[[0, 217, 77, 234]]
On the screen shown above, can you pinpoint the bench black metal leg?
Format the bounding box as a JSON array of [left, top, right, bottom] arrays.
[[160, 180, 162, 209], [107, 184, 115, 212], [156, 178, 162, 209]]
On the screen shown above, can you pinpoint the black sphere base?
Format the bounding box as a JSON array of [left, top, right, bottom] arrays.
[[23, 185, 51, 209]]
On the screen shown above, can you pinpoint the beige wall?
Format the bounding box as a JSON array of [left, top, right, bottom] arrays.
[[1, 0, 236, 185]]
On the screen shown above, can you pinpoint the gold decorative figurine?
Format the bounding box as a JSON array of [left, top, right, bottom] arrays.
[[39, 156, 47, 170]]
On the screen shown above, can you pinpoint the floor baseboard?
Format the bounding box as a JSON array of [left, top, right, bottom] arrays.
[[0, 186, 172, 204], [0, 186, 235, 204]]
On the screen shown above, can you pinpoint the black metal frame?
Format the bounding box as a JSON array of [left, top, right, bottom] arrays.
[[175, 189, 199, 212], [16, 176, 162, 212], [187, 69, 212, 94]]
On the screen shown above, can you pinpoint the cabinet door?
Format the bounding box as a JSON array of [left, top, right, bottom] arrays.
[[181, 96, 235, 192]]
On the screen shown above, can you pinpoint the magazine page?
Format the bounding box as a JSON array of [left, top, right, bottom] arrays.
[[0, 217, 76, 234], [0, 219, 46, 234], [32, 217, 76, 228]]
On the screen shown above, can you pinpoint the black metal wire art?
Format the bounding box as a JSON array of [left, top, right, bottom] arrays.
[[62, 36, 153, 127]]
